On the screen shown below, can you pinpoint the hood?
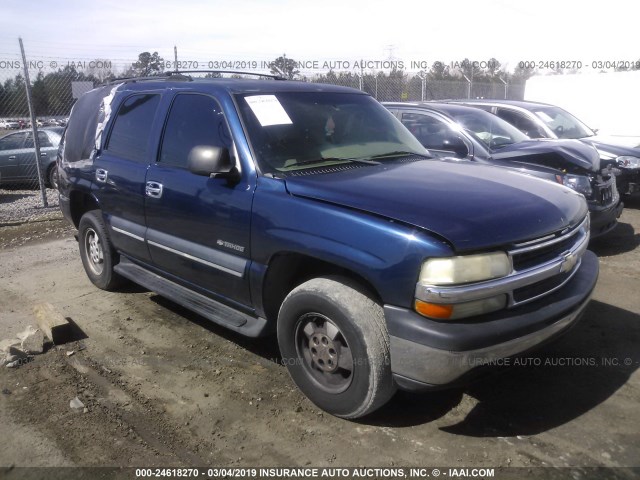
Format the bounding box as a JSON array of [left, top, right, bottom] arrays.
[[491, 139, 600, 172], [284, 160, 587, 252], [580, 136, 640, 160]]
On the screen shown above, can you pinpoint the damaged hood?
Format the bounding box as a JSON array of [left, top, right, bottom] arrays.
[[490, 138, 601, 172], [284, 160, 587, 252]]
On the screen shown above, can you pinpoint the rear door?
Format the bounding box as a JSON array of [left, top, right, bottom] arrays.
[[0, 132, 28, 182], [22, 130, 58, 180], [92, 92, 163, 263], [144, 92, 254, 308]]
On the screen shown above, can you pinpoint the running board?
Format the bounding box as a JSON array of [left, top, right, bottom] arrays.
[[114, 258, 269, 337]]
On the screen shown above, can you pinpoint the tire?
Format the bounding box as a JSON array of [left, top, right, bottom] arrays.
[[78, 210, 124, 291], [277, 276, 396, 418], [47, 164, 58, 190]]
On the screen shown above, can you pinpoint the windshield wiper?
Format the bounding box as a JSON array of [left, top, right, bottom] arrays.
[[293, 156, 381, 167], [491, 142, 516, 150], [367, 150, 433, 160]]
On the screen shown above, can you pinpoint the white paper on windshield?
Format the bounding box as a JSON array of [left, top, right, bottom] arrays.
[[245, 95, 292, 126], [535, 111, 554, 123]]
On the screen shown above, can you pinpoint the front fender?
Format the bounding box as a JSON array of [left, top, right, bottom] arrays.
[[250, 177, 453, 308]]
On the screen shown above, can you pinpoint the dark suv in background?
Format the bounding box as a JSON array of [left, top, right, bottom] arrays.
[[384, 102, 622, 238], [59, 73, 598, 418], [449, 99, 640, 197]]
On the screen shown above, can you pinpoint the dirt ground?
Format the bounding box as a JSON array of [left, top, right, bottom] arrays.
[[0, 195, 639, 475]]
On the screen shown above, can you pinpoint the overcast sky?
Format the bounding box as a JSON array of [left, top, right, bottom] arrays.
[[0, 0, 637, 74]]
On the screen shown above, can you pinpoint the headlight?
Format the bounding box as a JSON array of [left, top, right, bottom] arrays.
[[616, 156, 640, 169], [561, 174, 593, 198], [416, 252, 511, 320], [419, 252, 511, 285]]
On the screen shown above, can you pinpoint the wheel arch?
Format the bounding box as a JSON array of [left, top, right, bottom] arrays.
[[261, 252, 383, 325], [69, 190, 101, 228]]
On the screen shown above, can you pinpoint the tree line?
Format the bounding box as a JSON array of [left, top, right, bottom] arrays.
[[2, 51, 638, 117]]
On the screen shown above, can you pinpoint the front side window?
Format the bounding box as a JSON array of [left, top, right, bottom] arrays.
[[532, 107, 594, 139], [106, 94, 161, 163], [237, 92, 427, 174], [160, 94, 232, 169], [496, 108, 547, 139], [400, 112, 469, 156], [448, 108, 529, 149]]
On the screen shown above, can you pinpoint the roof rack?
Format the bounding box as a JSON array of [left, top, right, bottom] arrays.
[[170, 70, 287, 80], [103, 70, 286, 87], [104, 72, 192, 85]]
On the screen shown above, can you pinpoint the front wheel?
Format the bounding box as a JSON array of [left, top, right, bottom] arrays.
[[277, 277, 396, 418], [78, 210, 124, 290]]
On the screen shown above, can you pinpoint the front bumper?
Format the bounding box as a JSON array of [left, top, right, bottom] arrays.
[[615, 168, 640, 196], [590, 199, 623, 238], [385, 250, 599, 389]]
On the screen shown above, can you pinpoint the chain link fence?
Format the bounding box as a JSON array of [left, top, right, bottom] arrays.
[[0, 43, 97, 224], [306, 72, 525, 102]]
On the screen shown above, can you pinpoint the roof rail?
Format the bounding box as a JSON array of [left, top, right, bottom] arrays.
[[103, 72, 192, 85], [102, 70, 286, 87], [170, 70, 287, 80]]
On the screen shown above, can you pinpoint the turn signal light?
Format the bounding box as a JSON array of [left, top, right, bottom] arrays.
[[414, 300, 453, 319]]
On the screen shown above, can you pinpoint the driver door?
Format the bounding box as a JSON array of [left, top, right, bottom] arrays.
[[144, 92, 254, 308]]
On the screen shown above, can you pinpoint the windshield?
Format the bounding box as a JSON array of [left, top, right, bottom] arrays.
[[532, 107, 595, 139], [237, 92, 428, 174], [448, 108, 529, 150]]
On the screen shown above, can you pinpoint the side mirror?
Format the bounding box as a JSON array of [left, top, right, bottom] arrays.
[[188, 145, 238, 180], [442, 136, 468, 158]]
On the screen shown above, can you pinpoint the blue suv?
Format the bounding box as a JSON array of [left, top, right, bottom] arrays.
[[58, 73, 598, 418]]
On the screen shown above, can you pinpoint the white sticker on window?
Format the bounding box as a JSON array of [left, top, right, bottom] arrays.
[[535, 111, 554, 123], [245, 95, 293, 127]]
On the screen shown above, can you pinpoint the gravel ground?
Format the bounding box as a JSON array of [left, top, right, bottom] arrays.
[[0, 196, 638, 476], [0, 188, 62, 225]]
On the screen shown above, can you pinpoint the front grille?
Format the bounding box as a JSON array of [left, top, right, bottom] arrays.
[[512, 270, 573, 303], [506, 215, 589, 306], [512, 235, 577, 272]]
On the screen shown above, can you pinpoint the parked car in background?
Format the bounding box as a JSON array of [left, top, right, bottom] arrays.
[[0, 119, 20, 130], [447, 99, 640, 197], [383, 102, 622, 237], [0, 127, 63, 188]]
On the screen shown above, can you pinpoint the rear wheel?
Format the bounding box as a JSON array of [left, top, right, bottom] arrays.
[[277, 277, 396, 418], [78, 210, 124, 290], [47, 164, 58, 189]]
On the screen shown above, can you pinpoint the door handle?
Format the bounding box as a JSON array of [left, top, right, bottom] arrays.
[[40, 153, 47, 157], [95, 168, 108, 183], [8, 156, 16, 160], [145, 181, 163, 198]]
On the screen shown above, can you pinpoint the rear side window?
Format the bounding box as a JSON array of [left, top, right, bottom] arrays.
[[107, 94, 161, 163], [25, 131, 53, 148], [159, 94, 231, 169]]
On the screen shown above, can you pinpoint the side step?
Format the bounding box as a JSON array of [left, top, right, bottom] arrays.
[[114, 257, 269, 337]]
